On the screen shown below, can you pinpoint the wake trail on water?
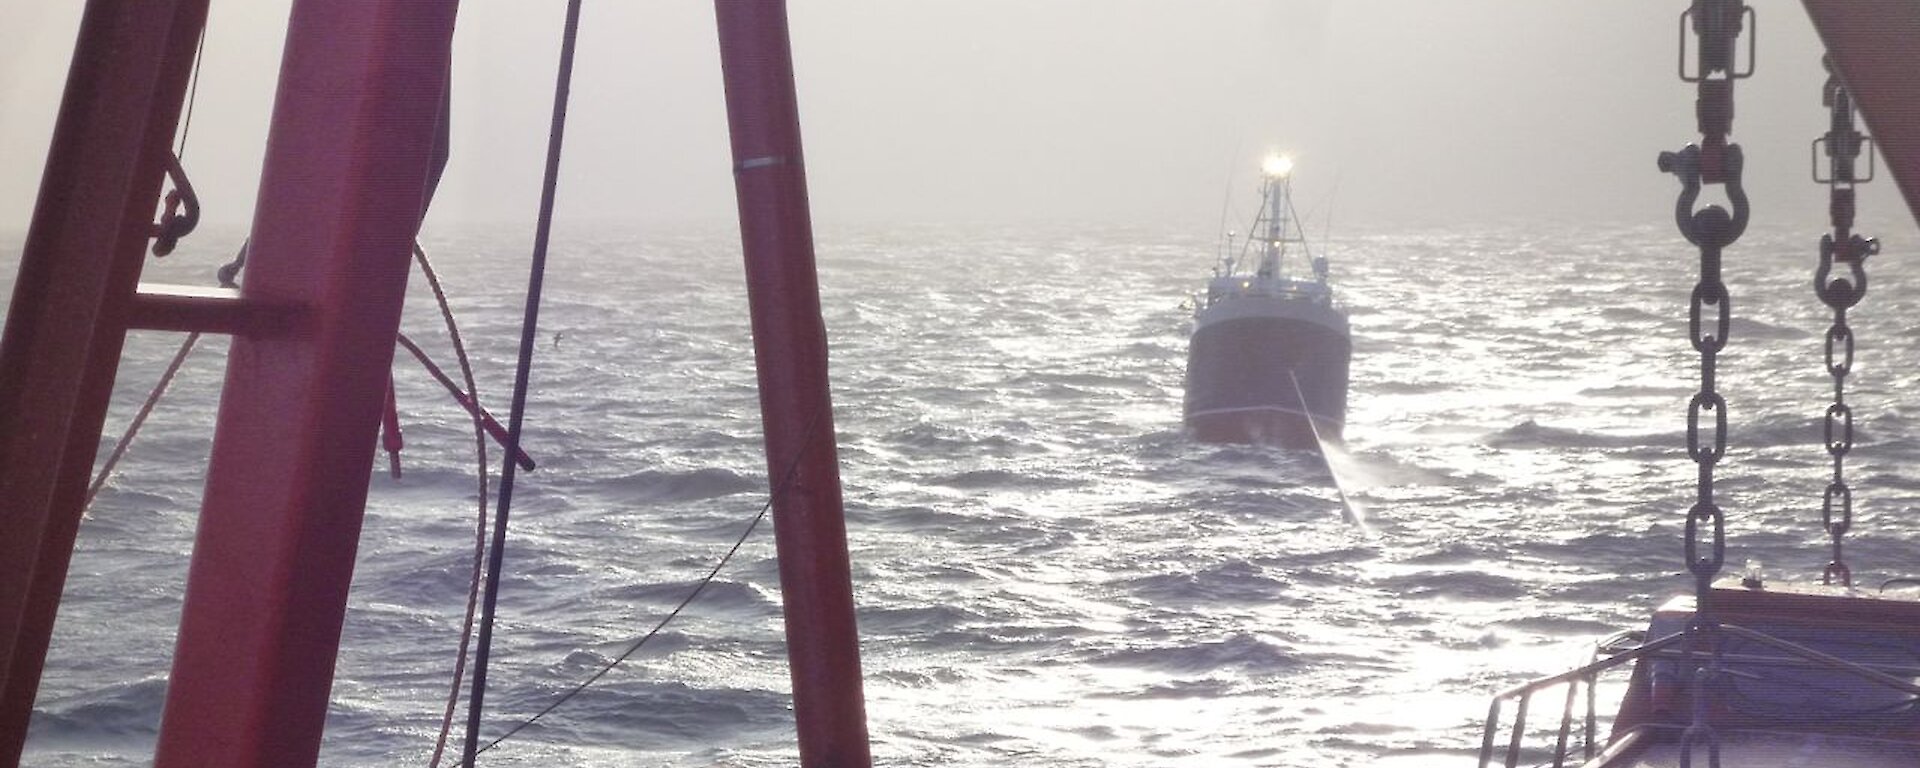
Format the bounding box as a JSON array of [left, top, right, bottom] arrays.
[[1289, 370, 1372, 535], [1317, 439, 1374, 536]]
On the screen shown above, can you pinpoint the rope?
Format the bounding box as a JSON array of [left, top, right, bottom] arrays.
[[461, 0, 585, 762], [178, 24, 208, 157], [456, 404, 827, 765], [83, 334, 199, 507], [403, 244, 494, 768], [459, 486, 776, 762]]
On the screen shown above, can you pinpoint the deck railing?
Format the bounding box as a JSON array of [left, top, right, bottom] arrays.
[[1476, 629, 1672, 768], [1479, 622, 1920, 768]]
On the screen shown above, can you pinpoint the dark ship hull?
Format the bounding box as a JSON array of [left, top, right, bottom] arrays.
[[1183, 301, 1350, 449]]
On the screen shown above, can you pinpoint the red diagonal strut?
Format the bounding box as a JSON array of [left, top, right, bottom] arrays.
[[152, 1, 460, 765], [0, 3, 208, 764]]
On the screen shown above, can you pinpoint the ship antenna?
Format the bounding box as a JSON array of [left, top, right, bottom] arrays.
[[1215, 141, 1242, 265], [1320, 168, 1343, 248]]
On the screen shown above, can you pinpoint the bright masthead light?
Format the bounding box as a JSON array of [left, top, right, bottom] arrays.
[[1262, 154, 1294, 178]]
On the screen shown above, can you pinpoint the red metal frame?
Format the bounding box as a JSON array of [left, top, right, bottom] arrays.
[[0, 3, 209, 763], [149, 1, 459, 764], [1802, 0, 1920, 226], [714, 3, 874, 767], [5, 2, 867, 764], [124, 284, 294, 337]]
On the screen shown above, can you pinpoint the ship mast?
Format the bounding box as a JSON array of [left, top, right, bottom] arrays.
[[1256, 154, 1301, 279]]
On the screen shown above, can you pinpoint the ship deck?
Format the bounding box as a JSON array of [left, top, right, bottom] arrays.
[[1585, 726, 1920, 767]]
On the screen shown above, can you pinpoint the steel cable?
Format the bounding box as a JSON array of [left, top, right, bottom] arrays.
[[460, 0, 585, 762]]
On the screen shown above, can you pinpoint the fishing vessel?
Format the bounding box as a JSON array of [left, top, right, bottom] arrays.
[[1479, 2, 1920, 766], [8, 2, 1920, 768], [1184, 154, 1351, 448]]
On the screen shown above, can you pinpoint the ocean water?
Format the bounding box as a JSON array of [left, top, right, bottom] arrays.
[[10, 220, 1920, 767]]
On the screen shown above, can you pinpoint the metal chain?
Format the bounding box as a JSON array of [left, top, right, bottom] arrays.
[[1812, 56, 1878, 587], [1658, 3, 1752, 766], [1661, 0, 1751, 611]]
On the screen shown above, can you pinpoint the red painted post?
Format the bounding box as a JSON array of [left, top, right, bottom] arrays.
[[0, 3, 208, 763], [150, 1, 459, 765], [713, 4, 874, 767], [1801, 0, 1920, 225]]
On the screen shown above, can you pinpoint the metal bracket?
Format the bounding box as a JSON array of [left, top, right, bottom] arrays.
[[150, 152, 199, 256], [1678, 4, 1758, 82], [1812, 135, 1877, 184]]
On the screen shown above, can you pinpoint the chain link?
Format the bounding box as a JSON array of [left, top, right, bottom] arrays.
[[1662, 4, 1752, 766], [1812, 56, 1878, 587], [1661, 0, 1750, 605]]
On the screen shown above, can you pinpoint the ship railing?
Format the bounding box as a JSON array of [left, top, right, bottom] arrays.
[[1213, 280, 1332, 302], [1479, 623, 1920, 768], [1712, 623, 1920, 696], [1477, 628, 1665, 768]]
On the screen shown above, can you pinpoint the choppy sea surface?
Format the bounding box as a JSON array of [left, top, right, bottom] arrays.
[[9, 220, 1920, 767]]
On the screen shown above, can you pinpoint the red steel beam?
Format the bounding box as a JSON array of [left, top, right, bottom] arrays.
[[125, 284, 299, 336], [713, 4, 874, 767], [0, 2, 208, 763], [1802, 0, 1920, 228], [151, 1, 459, 765]]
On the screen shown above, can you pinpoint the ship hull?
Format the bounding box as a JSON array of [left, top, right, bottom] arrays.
[[1184, 304, 1350, 449]]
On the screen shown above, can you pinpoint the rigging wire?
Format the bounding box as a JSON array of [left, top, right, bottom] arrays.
[[84, 17, 212, 508], [459, 505, 767, 761], [178, 24, 208, 156], [84, 335, 198, 507], [1318, 168, 1343, 249], [1214, 139, 1242, 267], [453, 405, 828, 764], [461, 0, 585, 762]]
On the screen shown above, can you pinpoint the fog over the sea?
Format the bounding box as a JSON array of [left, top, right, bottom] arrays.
[[3, 1, 1912, 235]]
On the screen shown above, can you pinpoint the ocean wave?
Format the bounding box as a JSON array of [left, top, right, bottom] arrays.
[[595, 579, 775, 613], [589, 467, 758, 502], [1113, 560, 1294, 605], [1087, 632, 1299, 674], [1598, 306, 1663, 324], [27, 676, 167, 741], [1741, 413, 1829, 448], [43, 223, 1920, 768], [859, 603, 990, 638], [1486, 419, 1666, 450], [1728, 316, 1814, 341], [1578, 383, 1694, 398], [926, 468, 1079, 491], [1368, 569, 1530, 601], [882, 421, 1042, 457]]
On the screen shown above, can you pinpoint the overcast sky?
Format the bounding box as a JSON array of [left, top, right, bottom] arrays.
[[2, 1, 1913, 235]]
